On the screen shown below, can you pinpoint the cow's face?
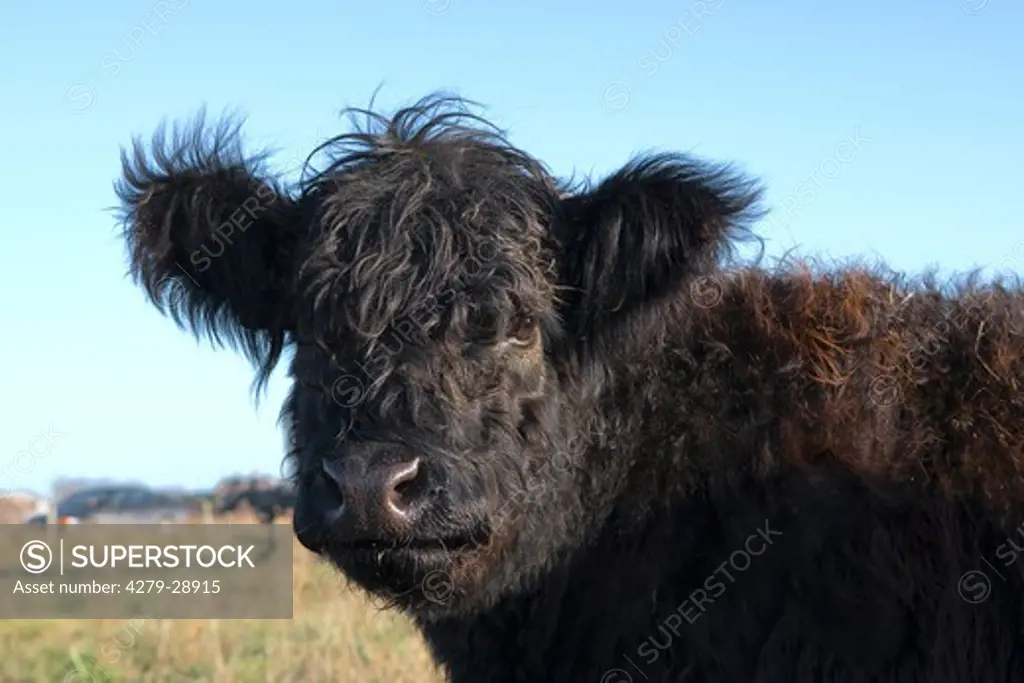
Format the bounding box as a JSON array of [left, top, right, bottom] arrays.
[[282, 110, 587, 618], [116, 93, 763, 619]]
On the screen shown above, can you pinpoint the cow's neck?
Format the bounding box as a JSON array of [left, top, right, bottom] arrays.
[[416, 499, 720, 683]]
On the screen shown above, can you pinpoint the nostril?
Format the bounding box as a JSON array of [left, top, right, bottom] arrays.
[[385, 458, 425, 516], [320, 452, 428, 535]]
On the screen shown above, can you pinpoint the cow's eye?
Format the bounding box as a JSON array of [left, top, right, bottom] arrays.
[[507, 313, 538, 347]]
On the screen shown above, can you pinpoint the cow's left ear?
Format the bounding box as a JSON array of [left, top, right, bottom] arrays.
[[553, 153, 764, 337], [115, 110, 305, 387]]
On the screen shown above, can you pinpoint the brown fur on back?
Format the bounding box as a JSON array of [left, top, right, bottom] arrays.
[[670, 263, 1024, 508]]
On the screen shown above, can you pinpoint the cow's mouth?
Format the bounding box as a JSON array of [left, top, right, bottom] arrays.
[[323, 524, 492, 588], [312, 515, 512, 618], [335, 534, 478, 552]]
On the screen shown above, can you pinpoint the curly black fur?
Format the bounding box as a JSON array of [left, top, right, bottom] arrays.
[[115, 93, 1024, 682]]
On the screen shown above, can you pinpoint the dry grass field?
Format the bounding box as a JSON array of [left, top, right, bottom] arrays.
[[0, 511, 445, 683]]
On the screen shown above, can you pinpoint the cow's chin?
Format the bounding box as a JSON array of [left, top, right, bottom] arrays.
[[323, 529, 511, 620]]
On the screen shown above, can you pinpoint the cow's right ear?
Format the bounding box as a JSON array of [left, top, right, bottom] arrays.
[[553, 153, 763, 338], [115, 110, 304, 385]]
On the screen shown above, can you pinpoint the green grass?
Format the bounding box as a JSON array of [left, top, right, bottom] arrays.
[[0, 515, 445, 683]]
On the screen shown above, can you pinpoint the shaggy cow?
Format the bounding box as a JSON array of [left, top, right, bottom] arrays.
[[115, 94, 1024, 682], [214, 481, 296, 524]]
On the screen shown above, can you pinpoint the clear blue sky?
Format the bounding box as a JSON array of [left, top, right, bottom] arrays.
[[1, 0, 1021, 496]]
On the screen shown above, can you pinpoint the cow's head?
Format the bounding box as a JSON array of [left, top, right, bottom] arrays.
[[116, 94, 762, 619]]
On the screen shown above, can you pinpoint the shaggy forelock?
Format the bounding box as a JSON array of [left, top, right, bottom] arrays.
[[291, 95, 564, 363]]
